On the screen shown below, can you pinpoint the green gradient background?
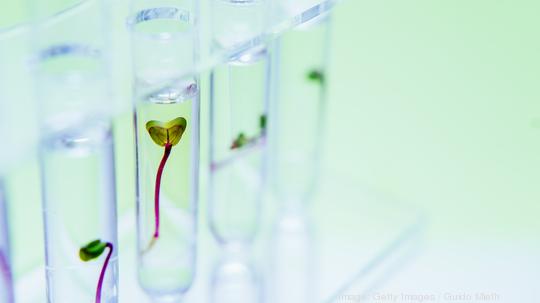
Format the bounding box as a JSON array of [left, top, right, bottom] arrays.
[[2, 0, 539, 281]]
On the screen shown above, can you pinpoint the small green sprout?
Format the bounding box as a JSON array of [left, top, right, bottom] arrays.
[[79, 239, 113, 303], [231, 133, 248, 149], [145, 117, 188, 252], [307, 69, 325, 84], [230, 114, 267, 150], [259, 114, 267, 132]]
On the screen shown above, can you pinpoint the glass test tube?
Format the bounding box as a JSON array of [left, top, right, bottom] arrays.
[[210, 252, 260, 303], [0, 25, 39, 176], [209, 48, 269, 246], [270, 214, 316, 303], [269, 14, 331, 213], [0, 23, 36, 303], [209, 0, 270, 247], [0, 182, 13, 303], [32, 1, 119, 302], [129, 1, 200, 301]]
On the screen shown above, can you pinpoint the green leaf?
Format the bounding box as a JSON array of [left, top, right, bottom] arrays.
[[259, 114, 267, 131], [79, 239, 107, 262], [231, 133, 248, 149], [307, 69, 325, 84], [146, 117, 187, 147]]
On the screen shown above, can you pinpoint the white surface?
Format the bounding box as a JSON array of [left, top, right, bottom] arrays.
[[339, 240, 540, 303]]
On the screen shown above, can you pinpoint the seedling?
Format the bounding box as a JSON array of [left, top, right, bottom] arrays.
[[230, 114, 267, 150], [307, 69, 325, 85], [145, 117, 187, 251], [79, 240, 113, 303], [230, 133, 248, 150], [259, 114, 267, 133]]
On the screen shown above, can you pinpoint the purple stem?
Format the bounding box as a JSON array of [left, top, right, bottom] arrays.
[[0, 251, 13, 303], [95, 243, 113, 303], [154, 143, 172, 240]]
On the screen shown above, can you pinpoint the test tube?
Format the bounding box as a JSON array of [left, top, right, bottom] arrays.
[[0, 21, 36, 303], [128, 0, 200, 301], [0, 182, 13, 303], [270, 214, 316, 303], [210, 252, 260, 303], [0, 25, 39, 177], [268, 12, 331, 213], [31, 1, 119, 302], [208, 0, 270, 249]]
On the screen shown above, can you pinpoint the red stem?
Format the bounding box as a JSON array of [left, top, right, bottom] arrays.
[[0, 251, 13, 303], [154, 143, 172, 239], [95, 243, 113, 303]]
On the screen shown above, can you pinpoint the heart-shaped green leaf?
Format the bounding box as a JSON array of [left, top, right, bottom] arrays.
[[79, 239, 107, 262], [146, 117, 187, 147]]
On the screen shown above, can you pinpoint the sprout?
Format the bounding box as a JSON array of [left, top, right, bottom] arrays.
[[145, 117, 187, 251], [259, 114, 267, 133], [231, 133, 248, 150], [79, 239, 113, 303], [307, 69, 325, 84], [230, 114, 267, 150]]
